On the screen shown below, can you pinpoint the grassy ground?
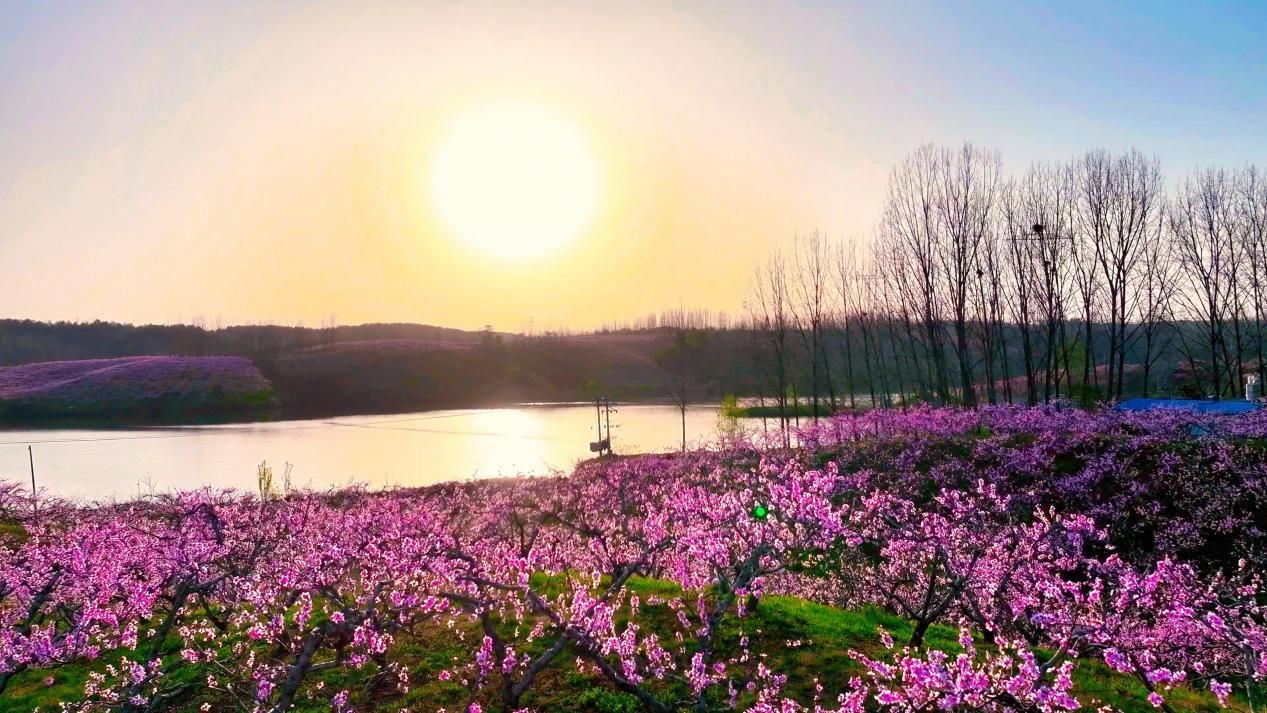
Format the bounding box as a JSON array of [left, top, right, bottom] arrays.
[[3, 576, 1247, 712], [736, 404, 841, 419]]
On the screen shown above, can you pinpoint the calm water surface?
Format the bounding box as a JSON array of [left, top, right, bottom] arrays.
[[0, 404, 722, 502]]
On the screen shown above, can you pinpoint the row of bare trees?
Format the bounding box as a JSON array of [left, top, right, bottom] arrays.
[[746, 143, 1267, 418]]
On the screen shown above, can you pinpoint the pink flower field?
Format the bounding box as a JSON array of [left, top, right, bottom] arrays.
[[0, 356, 273, 417]]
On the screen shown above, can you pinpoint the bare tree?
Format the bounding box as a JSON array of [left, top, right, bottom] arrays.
[[1001, 177, 1040, 404], [973, 215, 1009, 404], [936, 143, 1001, 406], [1016, 162, 1076, 402], [748, 252, 795, 443], [1077, 149, 1164, 399], [834, 242, 865, 408], [1235, 166, 1267, 389], [792, 232, 835, 417], [1131, 211, 1177, 396], [656, 329, 703, 451], [874, 232, 931, 403], [1221, 166, 1264, 393], [1170, 168, 1236, 398], [880, 145, 951, 404]]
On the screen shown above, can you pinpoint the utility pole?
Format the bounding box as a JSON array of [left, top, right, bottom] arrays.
[[28, 445, 36, 517], [594, 398, 604, 454], [589, 397, 618, 456], [603, 398, 613, 455]]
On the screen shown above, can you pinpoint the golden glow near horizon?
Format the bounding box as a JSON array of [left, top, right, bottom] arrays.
[[430, 102, 600, 260]]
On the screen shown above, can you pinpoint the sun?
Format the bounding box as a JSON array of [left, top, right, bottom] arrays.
[[430, 101, 600, 259]]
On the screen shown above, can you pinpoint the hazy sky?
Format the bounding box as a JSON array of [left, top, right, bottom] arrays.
[[2, 1, 1265, 331]]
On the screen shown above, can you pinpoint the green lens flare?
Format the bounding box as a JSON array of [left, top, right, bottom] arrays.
[[752, 503, 768, 519]]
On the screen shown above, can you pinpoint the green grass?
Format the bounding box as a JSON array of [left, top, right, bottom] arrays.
[[2, 576, 1248, 712], [736, 404, 840, 419], [0, 518, 26, 542], [6, 665, 93, 711]]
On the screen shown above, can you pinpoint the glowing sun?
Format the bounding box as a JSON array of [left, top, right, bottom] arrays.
[[430, 101, 599, 259]]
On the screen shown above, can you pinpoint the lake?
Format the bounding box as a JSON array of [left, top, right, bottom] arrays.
[[0, 403, 724, 502]]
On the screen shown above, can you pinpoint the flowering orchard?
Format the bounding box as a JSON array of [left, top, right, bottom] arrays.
[[2, 406, 1266, 711]]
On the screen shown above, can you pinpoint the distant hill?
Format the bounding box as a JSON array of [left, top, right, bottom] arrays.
[[257, 330, 756, 418], [0, 320, 762, 422], [0, 320, 487, 365]]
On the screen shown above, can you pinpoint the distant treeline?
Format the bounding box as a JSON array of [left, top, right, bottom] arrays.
[[741, 144, 1267, 438], [0, 320, 480, 365], [596, 307, 739, 333]]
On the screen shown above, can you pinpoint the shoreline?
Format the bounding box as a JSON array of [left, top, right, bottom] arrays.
[[0, 397, 726, 431]]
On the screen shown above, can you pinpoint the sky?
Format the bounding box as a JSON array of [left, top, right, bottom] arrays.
[[1, 0, 1265, 332]]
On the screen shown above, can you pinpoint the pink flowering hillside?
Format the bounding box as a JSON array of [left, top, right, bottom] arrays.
[[1, 406, 1265, 711], [0, 356, 274, 419]]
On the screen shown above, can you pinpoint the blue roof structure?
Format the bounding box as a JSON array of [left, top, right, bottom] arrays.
[[1114, 398, 1265, 415]]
